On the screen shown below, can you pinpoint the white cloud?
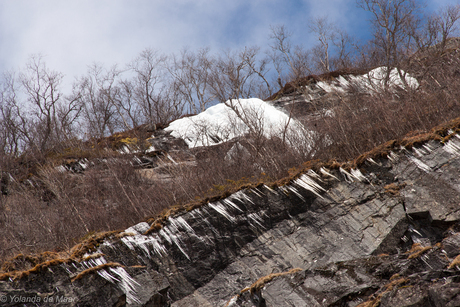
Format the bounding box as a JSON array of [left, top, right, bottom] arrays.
[[0, 0, 457, 92]]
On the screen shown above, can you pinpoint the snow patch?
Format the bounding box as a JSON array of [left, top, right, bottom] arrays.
[[165, 98, 312, 149], [316, 67, 418, 93]]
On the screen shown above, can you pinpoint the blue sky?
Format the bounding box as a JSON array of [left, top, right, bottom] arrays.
[[0, 0, 458, 89]]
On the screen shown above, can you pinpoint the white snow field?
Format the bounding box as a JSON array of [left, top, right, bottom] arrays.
[[165, 98, 312, 149], [316, 67, 419, 93]]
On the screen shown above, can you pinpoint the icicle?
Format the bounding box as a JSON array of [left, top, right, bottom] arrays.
[[163, 225, 190, 260], [287, 186, 305, 200], [444, 140, 460, 157], [388, 151, 399, 162], [412, 147, 427, 157], [307, 169, 322, 181], [222, 198, 243, 212], [251, 187, 264, 197], [350, 169, 367, 182], [423, 144, 433, 152], [97, 269, 120, 284], [235, 190, 254, 204], [247, 213, 266, 229], [320, 167, 339, 180], [263, 184, 278, 194], [159, 229, 172, 245], [340, 167, 354, 182], [407, 155, 431, 172], [110, 267, 141, 304], [168, 216, 195, 234], [122, 236, 147, 256], [294, 174, 325, 198], [124, 222, 150, 235], [208, 202, 236, 223]]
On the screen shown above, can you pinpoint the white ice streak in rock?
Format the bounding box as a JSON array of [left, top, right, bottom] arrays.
[[444, 139, 460, 157], [222, 198, 243, 212], [208, 202, 236, 223], [121, 234, 167, 257], [340, 168, 354, 182], [110, 267, 141, 304], [407, 155, 431, 172], [388, 152, 399, 162], [162, 224, 190, 260], [169, 216, 195, 234], [423, 144, 433, 152], [350, 169, 367, 182], [367, 158, 381, 166], [412, 147, 427, 157], [320, 167, 339, 180], [288, 186, 305, 200], [232, 190, 254, 204], [294, 174, 325, 198], [247, 212, 266, 229]]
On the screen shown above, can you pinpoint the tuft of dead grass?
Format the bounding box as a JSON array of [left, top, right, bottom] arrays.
[[448, 254, 460, 269], [356, 277, 409, 307], [405, 243, 432, 259], [240, 268, 302, 294], [384, 183, 406, 196], [71, 262, 124, 282]]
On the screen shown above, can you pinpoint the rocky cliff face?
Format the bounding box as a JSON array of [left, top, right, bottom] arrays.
[[2, 131, 460, 306]]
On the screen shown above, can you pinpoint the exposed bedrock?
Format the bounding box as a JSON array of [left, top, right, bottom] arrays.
[[2, 137, 460, 306]]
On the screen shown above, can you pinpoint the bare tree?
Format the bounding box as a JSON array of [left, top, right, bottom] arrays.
[[76, 63, 122, 139], [268, 25, 311, 88], [309, 17, 336, 72], [414, 4, 460, 52], [117, 78, 143, 128], [168, 48, 215, 114], [0, 72, 30, 155], [210, 47, 270, 104], [434, 4, 460, 52], [130, 48, 184, 125], [358, 0, 422, 87], [20, 55, 81, 152]]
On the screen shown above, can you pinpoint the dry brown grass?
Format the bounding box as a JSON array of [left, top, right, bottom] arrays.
[[384, 183, 406, 196], [356, 276, 409, 307], [448, 254, 460, 269], [0, 258, 71, 281], [71, 262, 124, 282], [240, 268, 302, 294], [405, 243, 433, 259]]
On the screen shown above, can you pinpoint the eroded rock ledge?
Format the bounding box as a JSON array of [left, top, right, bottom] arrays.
[[2, 133, 460, 306]]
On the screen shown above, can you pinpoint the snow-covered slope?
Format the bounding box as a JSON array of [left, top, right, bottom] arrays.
[[165, 98, 312, 149], [316, 67, 419, 93]]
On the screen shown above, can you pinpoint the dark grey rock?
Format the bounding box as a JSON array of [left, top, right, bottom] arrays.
[[2, 134, 460, 306]]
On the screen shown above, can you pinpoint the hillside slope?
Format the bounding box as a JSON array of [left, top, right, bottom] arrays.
[[1, 120, 460, 306]]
